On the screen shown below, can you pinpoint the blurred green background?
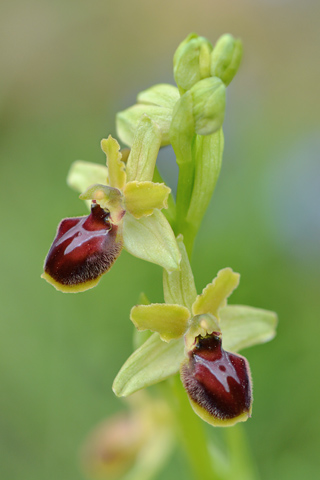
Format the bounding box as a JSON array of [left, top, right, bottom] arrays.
[[1, 0, 319, 479]]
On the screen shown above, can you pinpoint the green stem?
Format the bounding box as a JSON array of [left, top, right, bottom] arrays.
[[174, 160, 198, 257], [175, 160, 194, 229], [169, 375, 224, 480], [225, 425, 260, 480]]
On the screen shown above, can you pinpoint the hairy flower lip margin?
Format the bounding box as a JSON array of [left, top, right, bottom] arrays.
[[181, 330, 252, 427]]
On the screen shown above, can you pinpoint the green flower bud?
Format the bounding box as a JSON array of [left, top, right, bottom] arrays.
[[190, 77, 226, 135], [210, 34, 243, 86], [173, 33, 213, 94]]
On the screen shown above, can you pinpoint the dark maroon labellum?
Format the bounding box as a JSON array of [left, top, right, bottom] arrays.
[[43, 203, 122, 291], [181, 333, 252, 424]]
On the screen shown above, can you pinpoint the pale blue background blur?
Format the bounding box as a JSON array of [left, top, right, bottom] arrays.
[[1, 0, 319, 479]]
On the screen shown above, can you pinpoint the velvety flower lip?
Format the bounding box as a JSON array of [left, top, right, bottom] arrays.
[[181, 332, 252, 426], [42, 202, 123, 293]]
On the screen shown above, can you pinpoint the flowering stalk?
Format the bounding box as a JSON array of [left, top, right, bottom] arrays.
[[42, 32, 277, 480]]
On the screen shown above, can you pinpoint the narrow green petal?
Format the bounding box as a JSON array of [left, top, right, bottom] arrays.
[[124, 181, 170, 218], [116, 105, 172, 147], [163, 235, 197, 311], [131, 303, 190, 342], [192, 268, 240, 317], [67, 160, 108, 193], [123, 210, 181, 272], [113, 334, 185, 397], [220, 305, 278, 353], [125, 115, 162, 183], [101, 135, 126, 190], [137, 83, 180, 108]]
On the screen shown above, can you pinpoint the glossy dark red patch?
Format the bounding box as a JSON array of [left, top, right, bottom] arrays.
[[43, 203, 122, 288], [181, 333, 252, 421]]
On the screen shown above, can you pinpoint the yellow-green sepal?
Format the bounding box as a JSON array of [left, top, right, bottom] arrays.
[[101, 135, 126, 190], [220, 305, 278, 353], [124, 181, 170, 219], [130, 303, 190, 342], [123, 209, 181, 272], [113, 333, 185, 397], [125, 115, 161, 182], [116, 104, 172, 147], [163, 235, 197, 311], [192, 268, 240, 317], [137, 83, 180, 108]]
